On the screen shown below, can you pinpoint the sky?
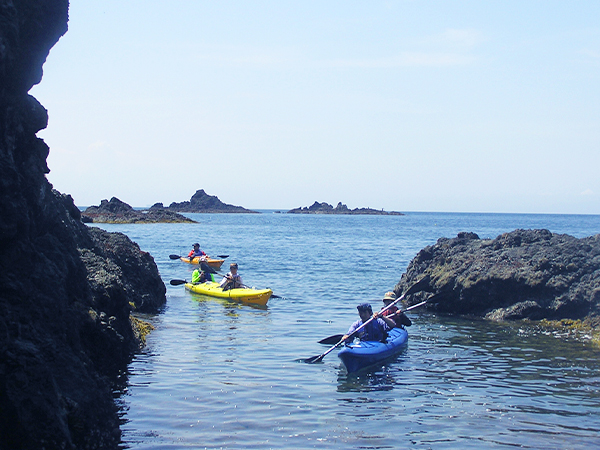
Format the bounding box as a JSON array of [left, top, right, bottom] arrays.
[[30, 1, 600, 214]]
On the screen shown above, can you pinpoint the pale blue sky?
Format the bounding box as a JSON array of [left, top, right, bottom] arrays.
[[31, 1, 600, 213]]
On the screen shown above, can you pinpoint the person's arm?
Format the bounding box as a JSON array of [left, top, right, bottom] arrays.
[[342, 321, 360, 342], [374, 312, 396, 329]]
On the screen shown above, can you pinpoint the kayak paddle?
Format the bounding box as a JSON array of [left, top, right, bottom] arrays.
[[303, 277, 429, 364], [317, 300, 428, 345], [169, 254, 229, 260]]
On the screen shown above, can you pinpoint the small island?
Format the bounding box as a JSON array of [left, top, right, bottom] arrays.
[[287, 201, 404, 215], [82, 198, 196, 224], [156, 189, 258, 214]]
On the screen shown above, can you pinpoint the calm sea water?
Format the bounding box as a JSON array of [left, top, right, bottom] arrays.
[[94, 212, 600, 449]]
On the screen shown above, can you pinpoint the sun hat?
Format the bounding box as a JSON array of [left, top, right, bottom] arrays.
[[383, 291, 396, 301]]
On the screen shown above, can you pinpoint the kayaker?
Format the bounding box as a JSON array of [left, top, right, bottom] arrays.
[[220, 263, 243, 291], [381, 292, 412, 328], [342, 303, 396, 343], [188, 243, 206, 259], [191, 263, 214, 284]]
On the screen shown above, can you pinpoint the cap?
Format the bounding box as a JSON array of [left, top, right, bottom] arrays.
[[383, 291, 396, 301], [193, 243, 200, 247], [357, 303, 372, 312]]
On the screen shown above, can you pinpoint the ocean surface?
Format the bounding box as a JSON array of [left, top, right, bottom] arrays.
[[92, 212, 600, 449]]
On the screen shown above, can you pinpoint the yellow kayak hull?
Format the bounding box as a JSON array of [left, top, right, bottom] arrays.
[[184, 282, 272, 306], [180, 257, 224, 270]]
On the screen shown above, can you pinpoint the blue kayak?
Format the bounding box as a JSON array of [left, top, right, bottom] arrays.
[[338, 327, 408, 373]]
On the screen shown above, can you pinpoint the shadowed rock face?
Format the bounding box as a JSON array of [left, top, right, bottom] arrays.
[[1, 1, 166, 448], [394, 230, 600, 322]]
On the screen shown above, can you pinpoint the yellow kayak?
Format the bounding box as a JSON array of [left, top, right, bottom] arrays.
[[180, 256, 225, 270], [184, 281, 272, 306]]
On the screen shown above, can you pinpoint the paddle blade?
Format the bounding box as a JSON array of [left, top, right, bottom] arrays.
[[216, 255, 229, 258], [318, 334, 344, 345], [170, 279, 187, 286], [304, 354, 325, 364], [169, 254, 181, 260]]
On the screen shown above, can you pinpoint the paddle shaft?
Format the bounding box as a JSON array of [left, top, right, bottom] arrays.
[[318, 300, 428, 345], [169, 254, 229, 260], [309, 289, 417, 363]]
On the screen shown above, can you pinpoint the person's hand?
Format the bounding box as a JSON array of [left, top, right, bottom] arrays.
[[372, 312, 380, 319]]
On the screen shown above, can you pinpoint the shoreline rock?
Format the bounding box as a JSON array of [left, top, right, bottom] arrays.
[[82, 197, 196, 223], [394, 229, 600, 325], [287, 201, 404, 215]]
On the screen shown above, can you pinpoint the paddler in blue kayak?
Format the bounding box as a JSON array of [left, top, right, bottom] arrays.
[[381, 292, 412, 328], [342, 303, 396, 343]]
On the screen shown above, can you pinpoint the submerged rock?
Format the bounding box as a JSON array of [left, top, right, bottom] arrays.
[[394, 229, 600, 322]]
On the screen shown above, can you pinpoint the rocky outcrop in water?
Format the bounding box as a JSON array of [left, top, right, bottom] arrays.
[[164, 189, 257, 213], [0, 1, 166, 448], [82, 197, 197, 223], [288, 201, 404, 215], [394, 229, 600, 323]]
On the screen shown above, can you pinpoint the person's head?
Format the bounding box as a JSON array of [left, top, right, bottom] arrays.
[[193, 243, 200, 249], [230, 262, 238, 273], [356, 303, 372, 321], [382, 291, 396, 306]]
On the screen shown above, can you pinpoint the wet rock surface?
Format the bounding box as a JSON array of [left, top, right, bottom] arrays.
[[394, 229, 600, 322]]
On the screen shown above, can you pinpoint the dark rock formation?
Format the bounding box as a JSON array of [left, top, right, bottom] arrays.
[[167, 189, 257, 213], [288, 201, 404, 215], [1, 2, 166, 448], [82, 197, 197, 223], [394, 229, 600, 322]]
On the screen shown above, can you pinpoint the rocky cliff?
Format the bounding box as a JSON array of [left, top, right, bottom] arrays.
[[0, 2, 166, 449], [394, 229, 600, 325]]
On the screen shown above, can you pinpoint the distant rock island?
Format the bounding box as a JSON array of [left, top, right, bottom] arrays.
[[153, 189, 257, 213], [287, 201, 404, 215], [82, 198, 196, 223]]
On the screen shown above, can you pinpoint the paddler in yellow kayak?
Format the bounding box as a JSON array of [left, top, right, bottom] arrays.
[[191, 259, 214, 284], [220, 263, 244, 291]]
